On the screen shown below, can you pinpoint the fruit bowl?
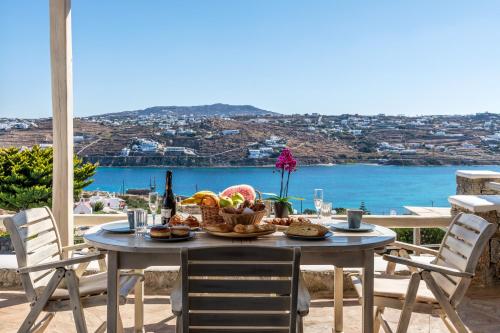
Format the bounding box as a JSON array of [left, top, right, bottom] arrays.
[[219, 209, 267, 227]]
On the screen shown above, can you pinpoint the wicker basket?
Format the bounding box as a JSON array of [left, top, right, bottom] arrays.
[[200, 205, 224, 225], [219, 209, 267, 227]]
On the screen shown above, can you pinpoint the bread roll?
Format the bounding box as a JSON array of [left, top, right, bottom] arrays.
[[205, 223, 233, 233]]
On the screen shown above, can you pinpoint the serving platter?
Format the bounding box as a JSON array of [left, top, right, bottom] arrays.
[[204, 229, 276, 239], [285, 231, 333, 240], [145, 231, 196, 242]]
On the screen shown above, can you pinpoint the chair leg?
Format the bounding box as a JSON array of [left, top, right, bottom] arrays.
[[395, 272, 421, 333], [297, 315, 304, 333], [19, 268, 65, 333], [176, 315, 182, 333], [65, 270, 89, 333], [439, 313, 459, 333], [31, 313, 55, 333], [374, 307, 385, 333], [422, 271, 469, 333], [117, 310, 125, 333]]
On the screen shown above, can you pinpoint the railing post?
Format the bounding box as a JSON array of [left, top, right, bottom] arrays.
[[413, 227, 421, 256]]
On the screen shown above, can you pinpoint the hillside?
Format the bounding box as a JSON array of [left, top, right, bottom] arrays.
[[93, 103, 278, 119]]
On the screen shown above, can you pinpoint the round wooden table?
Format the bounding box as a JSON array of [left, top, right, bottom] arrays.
[[85, 222, 396, 333]]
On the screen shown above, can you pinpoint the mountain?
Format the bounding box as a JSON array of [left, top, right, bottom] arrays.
[[92, 103, 279, 118]]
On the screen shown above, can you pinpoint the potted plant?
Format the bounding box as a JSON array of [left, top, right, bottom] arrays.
[[265, 148, 302, 218]]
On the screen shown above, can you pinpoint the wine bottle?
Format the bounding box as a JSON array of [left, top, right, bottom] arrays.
[[161, 170, 176, 225]]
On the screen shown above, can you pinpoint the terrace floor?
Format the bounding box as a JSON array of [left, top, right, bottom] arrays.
[[1, 286, 500, 333]]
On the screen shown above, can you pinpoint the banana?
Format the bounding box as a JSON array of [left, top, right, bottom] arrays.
[[192, 191, 216, 199], [181, 197, 201, 205]]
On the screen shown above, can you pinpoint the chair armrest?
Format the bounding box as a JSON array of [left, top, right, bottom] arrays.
[[382, 255, 473, 278], [62, 243, 102, 253], [391, 241, 439, 256], [17, 252, 105, 274]]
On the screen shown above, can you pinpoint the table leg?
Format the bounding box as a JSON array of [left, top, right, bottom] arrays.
[[134, 269, 145, 333], [362, 249, 374, 333], [334, 266, 344, 333], [107, 251, 120, 333]]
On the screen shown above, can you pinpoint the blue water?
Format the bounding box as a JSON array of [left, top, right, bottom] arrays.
[[86, 165, 500, 214]]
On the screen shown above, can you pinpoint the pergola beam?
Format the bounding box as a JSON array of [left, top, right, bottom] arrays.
[[49, 0, 74, 247]]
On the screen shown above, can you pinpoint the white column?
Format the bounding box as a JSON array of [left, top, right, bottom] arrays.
[[50, 0, 74, 247]]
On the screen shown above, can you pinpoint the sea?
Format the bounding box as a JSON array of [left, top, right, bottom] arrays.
[[85, 164, 500, 215]]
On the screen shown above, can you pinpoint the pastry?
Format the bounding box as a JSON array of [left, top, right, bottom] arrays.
[[171, 226, 190, 237], [287, 223, 329, 237], [184, 215, 200, 228], [205, 223, 233, 233], [170, 214, 184, 226], [150, 225, 171, 238]]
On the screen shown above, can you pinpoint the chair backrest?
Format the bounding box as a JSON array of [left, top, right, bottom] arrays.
[[432, 213, 496, 305], [4, 207, 63, 302], [180, 246, 301, 333]]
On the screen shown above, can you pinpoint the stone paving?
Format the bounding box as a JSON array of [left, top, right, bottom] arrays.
[[1, 288, 500, 333]]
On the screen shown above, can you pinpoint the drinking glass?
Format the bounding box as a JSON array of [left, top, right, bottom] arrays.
[[313, 189, 324, 219], [321, 202, 332, 217], [134, 209, 147, 237], [148, 192, 159, 226]]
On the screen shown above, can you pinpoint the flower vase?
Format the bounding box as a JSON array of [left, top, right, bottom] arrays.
[[274, 202, 290, 218]]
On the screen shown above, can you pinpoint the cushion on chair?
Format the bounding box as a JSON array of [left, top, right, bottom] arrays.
[[351, 274, 437, 304], [49, 272, 138, 303]]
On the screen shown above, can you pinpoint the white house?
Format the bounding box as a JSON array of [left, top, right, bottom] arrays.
[[73, 199, 92, 214]]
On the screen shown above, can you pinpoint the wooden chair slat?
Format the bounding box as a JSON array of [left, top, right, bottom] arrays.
[[443, 235, 473, 259], [189, 296, 291, 311], [188, 263, 293, 277], [189, 313, 290, 327], [448, 224, 478, 246], [25, 231, 59, 253], [456, 214, 491, 233], [27, 242, 60, 266], [20, 218, 55, 240], [12, 207, 51, 227], [189, 328, 290, 333], [188, 247, 294, 262], [430, 272, 457, 297], [438, 247, 467, 271], [189, 279, 292, 294]]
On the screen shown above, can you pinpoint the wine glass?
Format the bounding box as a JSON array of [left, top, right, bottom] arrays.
[[148, 192, 159, 226], [313, 189, 324, 219]]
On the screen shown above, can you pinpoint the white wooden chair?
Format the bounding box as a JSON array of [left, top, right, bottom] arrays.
[[4, 206, 142, 333], [170, 246, 311, 333], [351, 213, 496, 333]]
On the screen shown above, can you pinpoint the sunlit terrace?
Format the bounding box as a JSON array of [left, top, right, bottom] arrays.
[[2, 1, 500, 333]]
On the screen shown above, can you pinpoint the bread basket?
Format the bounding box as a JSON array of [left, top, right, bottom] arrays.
[[200, 205, 224, 224], [219, 209, 267, 227]]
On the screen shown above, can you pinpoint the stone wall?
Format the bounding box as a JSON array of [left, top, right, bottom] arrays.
[[456, 175, 500, 195], [453, 171, 500, 286]]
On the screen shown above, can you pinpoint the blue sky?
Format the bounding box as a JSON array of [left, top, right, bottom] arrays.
[[1, 0, 500, 118]]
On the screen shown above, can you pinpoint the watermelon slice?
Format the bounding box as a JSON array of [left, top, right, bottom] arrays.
[[221, 184, 256, 202]]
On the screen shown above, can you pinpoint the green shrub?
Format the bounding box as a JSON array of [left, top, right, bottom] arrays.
[[0, 146, 97, 211], [91, 201, 104, 212], [394, 227, 445, 245]]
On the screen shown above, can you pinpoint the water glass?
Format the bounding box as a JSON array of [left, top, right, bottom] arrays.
[[313, 189, 324, 219], [148, 192, 159, 225], [134, 209, 147, 237], [321, 202, 332, 217]]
